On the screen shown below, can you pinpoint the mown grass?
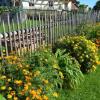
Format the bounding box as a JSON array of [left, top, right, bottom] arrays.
[[57, 50, 100, 100]]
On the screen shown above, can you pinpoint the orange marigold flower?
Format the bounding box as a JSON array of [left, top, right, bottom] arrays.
[[10, 91, 16, 96]]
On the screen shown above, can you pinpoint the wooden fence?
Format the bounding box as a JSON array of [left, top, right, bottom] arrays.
[[0, 9, 100, 57]]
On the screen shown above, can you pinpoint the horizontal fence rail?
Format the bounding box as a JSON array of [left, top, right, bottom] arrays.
[[0, 9, 100, 57]]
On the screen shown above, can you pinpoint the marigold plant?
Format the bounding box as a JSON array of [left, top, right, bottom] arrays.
[[53, 36, 99, 73]]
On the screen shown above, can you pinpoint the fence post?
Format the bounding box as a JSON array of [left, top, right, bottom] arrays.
[[7, 13, 13, 53], [16, 12, 22, 56], [12, 19, 17, 54], [2, 21, 8, 56]]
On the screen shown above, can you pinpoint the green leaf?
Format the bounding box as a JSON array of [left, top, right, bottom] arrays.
[[0, 94, 6, 100]]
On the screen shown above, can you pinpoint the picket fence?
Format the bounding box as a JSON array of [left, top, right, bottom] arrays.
[[0, 9, 100, 57]]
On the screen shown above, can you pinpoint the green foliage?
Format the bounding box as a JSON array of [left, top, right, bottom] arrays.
[[55, 49, 84, 89], [0, 6, 22, 14], [0, 94, 6, 100], [53, 36, 99, 73], [76, 23, 100, 41]]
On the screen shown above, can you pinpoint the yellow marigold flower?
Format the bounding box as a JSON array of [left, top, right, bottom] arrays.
[[59, 71, 64, 79], [25, 76, 31, 81], [26, 97, 30, 100], [7, 94, 12, 99], [8, 79, 11, 82], [35, 95, 42, 100], [27, 82, 32, 86], [14, 97, 18, 100], [14, 80, 23, 85], [30, 89, 37, 95], [13, 56, 17, 60], [1, 75, 6, 79], [53, 64, 59, 69], [37, 89, 42, 94], [24, 84, 29, 91], [34, 71, 40, 77], [96, 61, 100, 65], [0, 86, 6, 90], [8, 87, 12, 91], [42, 95, 48, 100], [53, 92, 59, 97], [43, 79, 48, 84]]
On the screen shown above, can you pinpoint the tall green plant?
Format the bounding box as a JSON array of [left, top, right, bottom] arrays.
[[55, 49, 84, 89]]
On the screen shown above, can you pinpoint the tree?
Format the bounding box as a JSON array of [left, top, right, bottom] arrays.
[[93, 0, 100, 11]]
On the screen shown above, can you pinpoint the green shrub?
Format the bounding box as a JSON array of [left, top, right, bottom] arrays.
[[55, 49, 84, 89], [53, 36, 99, 73]]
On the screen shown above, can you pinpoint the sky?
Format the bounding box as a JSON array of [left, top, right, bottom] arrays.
[[79, 0, 98, 8]]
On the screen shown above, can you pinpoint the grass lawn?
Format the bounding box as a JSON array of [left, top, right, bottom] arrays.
[[57, 50, 100, 100]]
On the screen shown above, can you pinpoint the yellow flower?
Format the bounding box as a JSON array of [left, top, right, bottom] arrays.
[[26, 97, 30, 100], [53, 92, 59, 97], [7, 94, 12, 99], [24, 84, 29, 91], [34, 71, 40, 77], [42, 95, 48, 100], [8, 87, 12, 91], [8, 79, 11, 82], [59, 71, 64, 79], [53, 64, 59, 69], [1, 75, 6, 79], [0, 86, 6, 90], [36, 89, 42, 94], [13, 56, 17, 60], [14, 80, 23, 85], [25, 76, 31, 81], [14, 97, 18, 100], [43, 79, 49, 84], [96, 61, 100, 65], [30, 89, 37, 95]]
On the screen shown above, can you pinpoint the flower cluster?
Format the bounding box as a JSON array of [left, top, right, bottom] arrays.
[[53, 36, 99, 73], [0, 50, 62, 100]]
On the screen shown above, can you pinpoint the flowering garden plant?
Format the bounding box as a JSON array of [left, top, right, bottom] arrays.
[[0, 49, 63, 100]]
